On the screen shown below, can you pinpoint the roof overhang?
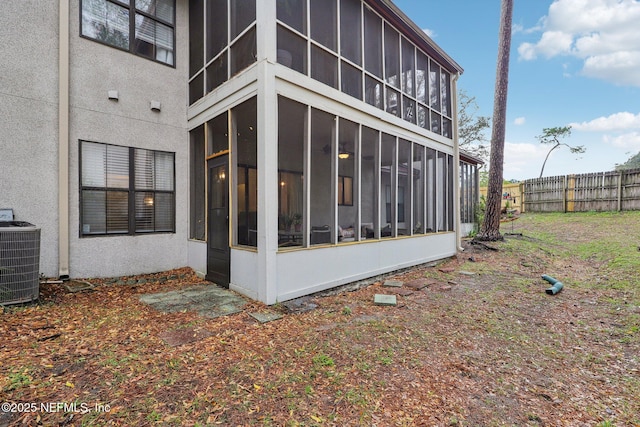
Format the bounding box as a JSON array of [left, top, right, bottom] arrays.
[[460, 150, 485, 165]]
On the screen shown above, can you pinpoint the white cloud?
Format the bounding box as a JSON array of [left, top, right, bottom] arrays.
[[570, 112, 640, 131], [422, 28, 435, 38], [512, 23, 524, 34], [503, 142, 549, 176], [517, 42, 537, 61], [603, 132, 640, 150], [518, 31, 574, 60], [517, 0, 640, 86], [582, 51, 640, 85], [514, 117, 526, 125], [569, 112, 640, 163]]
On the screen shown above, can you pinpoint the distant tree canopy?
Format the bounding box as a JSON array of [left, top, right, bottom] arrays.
[[458, 90, 491, 166], [615, 151, 640, 171]]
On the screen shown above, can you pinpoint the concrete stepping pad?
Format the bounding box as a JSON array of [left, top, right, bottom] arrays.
[[64, 280, 95, 293], [383, 280, 403, 288], [249, 312, 284, 323], [374, 294, 397, 306], [404, 279, 428, 290], [140, 284, 247, 319]]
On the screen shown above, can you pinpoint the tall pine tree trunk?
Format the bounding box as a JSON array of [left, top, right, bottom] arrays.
[[476, 0, 513, 241]]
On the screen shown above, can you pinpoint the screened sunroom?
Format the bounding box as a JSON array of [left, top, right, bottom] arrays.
[[187, 0, 463, 304]]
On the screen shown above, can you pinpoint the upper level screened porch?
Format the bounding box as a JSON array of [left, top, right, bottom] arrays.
[[187, 0, 463, 141]]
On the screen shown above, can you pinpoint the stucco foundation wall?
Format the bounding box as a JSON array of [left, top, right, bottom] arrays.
[[273, 232, 456, 303], [0, 1, 61, 277], [66, 0, 189, 278]]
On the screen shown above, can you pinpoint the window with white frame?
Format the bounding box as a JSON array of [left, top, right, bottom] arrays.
[[80, 0, 175, 66], [80, 141, 175, 236]]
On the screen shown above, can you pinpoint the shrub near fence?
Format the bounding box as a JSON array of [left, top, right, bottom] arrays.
[[522, 168, 640, 213]]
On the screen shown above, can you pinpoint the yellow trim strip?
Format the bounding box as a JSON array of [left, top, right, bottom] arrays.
[[206, 149, 230, 161]]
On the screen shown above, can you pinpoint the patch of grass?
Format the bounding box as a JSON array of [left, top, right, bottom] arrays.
[[574, 237, 639, 274], [283, 389, 298, 399], [344, 388, 367, 406], [312, 353, 334, 367], [146, 410, 161, 422], [3, 369, 32, 391], [357, 361, 372, 372], [378, 356, 392, 365], [101, 350, 140, 368], [167, 357, 181, 370], [376, 347, 394, 365]]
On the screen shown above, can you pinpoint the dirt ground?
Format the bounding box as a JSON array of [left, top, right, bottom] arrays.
[[1, 212, 639, 426]]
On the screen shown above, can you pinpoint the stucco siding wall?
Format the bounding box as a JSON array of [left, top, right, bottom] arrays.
[[0, 1, 61, 277], [66, 0, 189, 278]]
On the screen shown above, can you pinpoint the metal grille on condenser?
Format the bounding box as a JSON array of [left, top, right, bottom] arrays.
[[0, 223, 41, 305]]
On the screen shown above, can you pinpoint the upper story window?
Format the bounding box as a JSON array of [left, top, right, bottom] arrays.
[[276, 0, 454, 139], [80, 0, 176, 66], [189, 0, 257, 105]]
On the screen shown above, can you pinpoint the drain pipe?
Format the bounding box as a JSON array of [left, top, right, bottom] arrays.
[[58, 0, 70, 280], [452, 72, 464, 252], [542, 274, 564, 295]]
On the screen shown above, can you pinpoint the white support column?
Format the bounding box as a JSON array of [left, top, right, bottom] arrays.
[[375, 131, 381, 238], [332, 116, 338, 244], [58, 0, 70, 279], [392, 136, 398, 237], [356, 125, 362, 240], [256, 0, 279, 304], [452, 72, 463, 250], [408, 142, 413, 235]]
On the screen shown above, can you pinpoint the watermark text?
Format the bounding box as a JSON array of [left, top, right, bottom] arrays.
[[2, 401, 111, 414]]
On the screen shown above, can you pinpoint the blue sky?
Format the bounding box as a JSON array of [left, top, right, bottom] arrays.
[[393, 0, 640, 180]]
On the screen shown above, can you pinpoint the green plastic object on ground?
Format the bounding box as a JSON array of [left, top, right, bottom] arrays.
[[541, 274, 564, 295]]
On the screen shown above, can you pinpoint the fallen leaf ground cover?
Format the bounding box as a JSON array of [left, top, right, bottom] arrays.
[[1, 212, 639, 426]]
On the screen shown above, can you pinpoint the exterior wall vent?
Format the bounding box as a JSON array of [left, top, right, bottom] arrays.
[[150, 100, 162, 111]]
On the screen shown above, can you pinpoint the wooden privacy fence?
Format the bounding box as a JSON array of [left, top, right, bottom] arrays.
[[522, 169, 640, 213], [479, 182, 524, 212]]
